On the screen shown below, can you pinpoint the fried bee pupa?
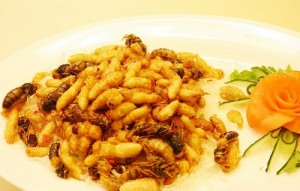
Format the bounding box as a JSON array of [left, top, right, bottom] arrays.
[[2, 83, 37, 109], [214, 131, 240, 172]]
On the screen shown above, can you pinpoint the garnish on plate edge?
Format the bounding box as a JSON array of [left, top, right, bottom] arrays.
[[226, 65, 300, 174]]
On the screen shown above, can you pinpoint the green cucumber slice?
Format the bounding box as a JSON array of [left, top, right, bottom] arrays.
[[218, 98, 250, 107], [265, 129, 298, 172], [246, 83, 256, 94], [225, 79, 257, 86], [251, 66, 268, 79], [243, 128, 280, 157], [277, 149, 300, 174]]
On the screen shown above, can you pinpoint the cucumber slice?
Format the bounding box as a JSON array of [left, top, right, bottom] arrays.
[[225, 79, 257, 86], [251, 66, 268, 79], [243, 128, 280, 157], [265, 129, 298, 173], [277, 149, 300, 174], [246, 83, 256, 94], [218, 98, 249, 107]]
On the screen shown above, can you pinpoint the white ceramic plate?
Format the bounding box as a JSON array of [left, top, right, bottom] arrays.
[[1, 15, 300, 191]]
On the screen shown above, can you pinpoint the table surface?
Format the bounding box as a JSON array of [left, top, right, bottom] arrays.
[[1, 0, 300, 190]]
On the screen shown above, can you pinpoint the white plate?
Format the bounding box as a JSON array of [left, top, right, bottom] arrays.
[[1, 15, 300, 191]]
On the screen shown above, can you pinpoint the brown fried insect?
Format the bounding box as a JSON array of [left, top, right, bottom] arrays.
[[127, 123, 185, 156], [124, 34, 147, 53], [41, 82, 70, 112], [62, 104, 111, 130], [52, 61, 92, 79], [214, 131, 240, 172], [88, 166, 100, 181], [188, 67, 203, 80], [173, 68, 184, 78], [120, 161, 179, 181], [49, 142, 60, 159], [150, 48, 178, 63], [56, 162, 69, 179], [17, 117, 37, 147], [2, 83, 37, 109]]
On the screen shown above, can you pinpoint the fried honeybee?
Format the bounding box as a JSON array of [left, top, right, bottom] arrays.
[[52, 61, 92, 79], [56, 162, 70, 179], [127, 122, 185, 158], [188, 67, 203, 80], [2, 83, 37, 109], [150, 48, 178, 63], [41, 82, 70, 112], [17, 116, 37, 147], [62, 104, 111, 130], [120, 161, 179, 181], [214, 131, 240, 172], [124, 34, 147, 53]]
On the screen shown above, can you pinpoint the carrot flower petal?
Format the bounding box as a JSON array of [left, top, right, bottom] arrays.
[[246, 71, 300, 133]]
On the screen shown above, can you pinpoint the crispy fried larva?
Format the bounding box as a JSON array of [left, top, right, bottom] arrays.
[[84, 154, 99, 167], [138, 69, 163, 80], [92, 141, 142, 159], [45, 79, 63, 88], [176, 159, 191, 174], [35, 87, 55, 98], [122, 105, 150, 125], [109, 101, 137, 120], [68, 53, 97, 64], [32, 72, 51, 84], [180, 115, 196, 133], [124, 61, 141, 81], [61, 154, 83, 179], [155, 100, 179, 122], [149, 59, 173, 73], [128, 92, 161, 105], [220, 86, 247, 101], [115, 142, 143, 159], [4, 107, 18, 144], [210, 115, 227, 135], [168, 75, 182, 99], [185, 144, 200, 166], [143, 138, 175, 163], [89, 88, 124, 111], [123, 77, 152, 89], [38, 121, 56, 147], [186, 132, 202, 154], [119, 178, 160, 191], [56, 78, 85, 111], [176, 102, 196, 117], [88, 71, 124, 100], [104, 57, 121, 76], [26, 147, 49, 157], [178, 88, 204, 102], [77, 86, 89, 110], [77, 121, 102, 140], [227, 110, 243, 128]]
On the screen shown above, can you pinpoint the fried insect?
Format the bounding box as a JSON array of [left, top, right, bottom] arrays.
[[151, 48, 178, 63], [17, 117, 37, 147], [127, 123, 185, 157], [188, 67, 203, 80], [214, 131, 240, 172], [124, 34, 147, 53], [41, 82, 70, 112], [62, 104, 111, 130], [120, 161, 179, 181], [2, 83, 37, 109], [56, 162, 69, 179], [52, 61, 92, 79], [49, 142, 60, 159]]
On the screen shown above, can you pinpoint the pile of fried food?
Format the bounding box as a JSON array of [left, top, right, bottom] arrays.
[[2, 34, 240, 191]]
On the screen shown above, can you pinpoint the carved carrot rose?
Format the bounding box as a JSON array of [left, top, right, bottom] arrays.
[[246, 71, 300, 134]]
